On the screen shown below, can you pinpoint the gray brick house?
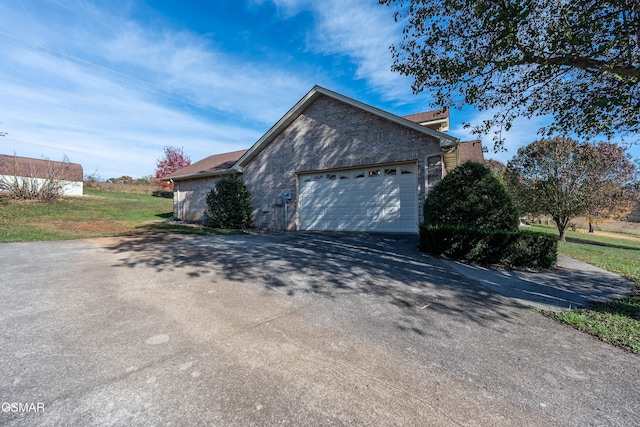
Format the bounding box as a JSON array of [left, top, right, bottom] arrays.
[[164, 86, 483, 232]]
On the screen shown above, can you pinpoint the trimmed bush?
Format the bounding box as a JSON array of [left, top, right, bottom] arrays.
[[419, 224, 558, 269], [204, 175, 252, 229], [152, 189, 173, 198], [424, 161, 519, 232]]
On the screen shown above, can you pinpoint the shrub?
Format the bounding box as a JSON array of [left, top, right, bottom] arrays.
[[424, 161, 519, 232], [152, 189, 173, 198], [419, 224, 558, 269], [205, 175, 252, 229]]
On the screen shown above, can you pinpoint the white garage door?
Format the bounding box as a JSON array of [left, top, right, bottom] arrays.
[[298, 163, 418, 232]]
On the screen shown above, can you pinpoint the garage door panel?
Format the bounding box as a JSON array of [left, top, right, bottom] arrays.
[[299, 163, 418, 233]]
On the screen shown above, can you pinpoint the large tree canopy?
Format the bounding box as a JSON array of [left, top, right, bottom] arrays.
[[506, 137, 638, 241], [380, 0, 640, 147]]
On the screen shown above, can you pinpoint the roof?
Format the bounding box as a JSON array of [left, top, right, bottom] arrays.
[[162, 149, 247, 181], [167, 86, 461, 181], [402, 109, 449, 123], [0, 154, 83, 181], [234, 85, 459, 169], [402, 109, 449, 131], [459, 140, 485, 163]]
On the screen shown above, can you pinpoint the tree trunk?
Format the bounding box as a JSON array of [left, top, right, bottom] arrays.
[[589, 222, 594, 233], [555, 217, 568, 242]]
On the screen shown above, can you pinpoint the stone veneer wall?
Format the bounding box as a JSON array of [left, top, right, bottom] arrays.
[[242, 95, 443, 231]]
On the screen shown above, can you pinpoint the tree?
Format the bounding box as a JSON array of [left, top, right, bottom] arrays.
[[484, 159, 507, 180], [380, 0, 640, 148], [506, 137, 638, 241], [155, 146, 191, 189], [205, 175, 252, 229], [579, 143, 639, 232], [424, 161, 519, 232]]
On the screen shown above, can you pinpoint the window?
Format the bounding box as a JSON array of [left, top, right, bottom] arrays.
[[368, 169, 381, 177], [384, 168, 397, 176], [327, 174, 337, 180], [400, 168, 413, 175]]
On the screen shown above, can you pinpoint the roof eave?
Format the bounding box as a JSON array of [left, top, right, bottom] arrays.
[[235, 85, 459, 168], [161, 168, 237, 181]]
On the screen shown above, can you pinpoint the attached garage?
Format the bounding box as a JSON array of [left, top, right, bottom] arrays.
[[165, 86, 484, 232], [298, 163, 418, 232]]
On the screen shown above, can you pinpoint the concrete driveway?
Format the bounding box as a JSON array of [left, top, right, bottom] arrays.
[[1, 232, 638, 426]]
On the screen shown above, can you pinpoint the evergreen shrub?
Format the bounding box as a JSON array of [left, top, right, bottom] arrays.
[[205, 175, 252, 229]]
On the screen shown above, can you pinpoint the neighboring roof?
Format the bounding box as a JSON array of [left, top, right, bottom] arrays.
[[459, 140, 485, 164], [0, 154, 83, 181], [162, 149, 247, 181], [234, 85, 459, 170], [402, 109, 449, 123], [402, 109, 449, 131]]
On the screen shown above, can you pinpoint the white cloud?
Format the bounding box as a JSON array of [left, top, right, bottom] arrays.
[[271, 0, 417, 103], [0, 0, 320, 178]]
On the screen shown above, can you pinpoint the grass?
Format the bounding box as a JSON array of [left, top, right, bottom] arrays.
[[0, 189, 240, 242], [529, 223, 640, 354], [529, 224, 640, 285], [545, 296, 640, 354]]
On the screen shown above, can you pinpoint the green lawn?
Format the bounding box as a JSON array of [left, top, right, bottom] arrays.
[[0, 189, 235, 242], [529, 224, 640, 354], [529, 224, 640, 285]]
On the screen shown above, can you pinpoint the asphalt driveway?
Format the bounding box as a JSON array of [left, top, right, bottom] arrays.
[[1, 232, 638, 426]]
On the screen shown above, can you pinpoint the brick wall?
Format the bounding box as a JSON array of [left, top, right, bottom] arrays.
[[243, 95, 442, 230], [173, 176, 221, 222]]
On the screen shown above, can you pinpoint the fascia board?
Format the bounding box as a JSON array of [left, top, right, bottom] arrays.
[[234, 87, 323, 168], [233, 85, 459, 169], [161, 168, 236, 181]]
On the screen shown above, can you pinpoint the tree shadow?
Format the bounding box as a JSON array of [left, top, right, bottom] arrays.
[[565, 236, 640, 251], [588, 295, 640, 320], [103, 232, 526, 335]]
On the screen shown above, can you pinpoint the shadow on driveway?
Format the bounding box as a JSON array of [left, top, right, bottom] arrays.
[[104, 232, 522, 335]]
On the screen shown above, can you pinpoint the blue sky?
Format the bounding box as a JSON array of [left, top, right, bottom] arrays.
[[1, 0, 636, 179]]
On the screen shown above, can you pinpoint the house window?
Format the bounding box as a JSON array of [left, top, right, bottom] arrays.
[[327, 174, 337, 180], [384, 168, 397, 176], [368, 169, 381, 177]]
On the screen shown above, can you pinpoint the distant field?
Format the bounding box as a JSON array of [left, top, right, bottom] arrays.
[[84, 181, 170, 195], [0, 189, 232, 242]]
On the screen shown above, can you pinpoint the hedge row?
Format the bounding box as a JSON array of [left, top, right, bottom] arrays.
[[419, 224, 558, 269]]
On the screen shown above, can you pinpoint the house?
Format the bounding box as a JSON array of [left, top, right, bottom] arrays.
[[164, 86, 484, 232], [0, 154, 83, 196]]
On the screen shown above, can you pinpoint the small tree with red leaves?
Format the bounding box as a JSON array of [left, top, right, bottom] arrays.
[[155, 146, 191, 190]]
